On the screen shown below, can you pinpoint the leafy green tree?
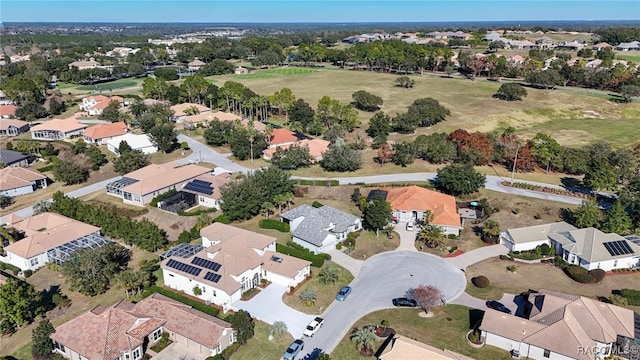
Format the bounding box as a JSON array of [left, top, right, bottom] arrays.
[[84, 146, 107, 170], [31, 319, 55, 359], [153, 68, 179, 81], [227, 310, 255, 344], [15, 101, 48, 121], [100, 100, 122, 122], [364, 196, 392, 236], [406, 98, 450, 127], [583, 142, 617, 191], [270, 321, 288, 338], [180, 74, 209, 104], [395, 76, 415, 88], [319, 266, 340, 285], [494, 83, 528, 101], [413, 133, 456, 164], [619, 85, 640, 103], [319, 145, 362, 172], [0, 195, 13, 209], [228, 127, 268, 161], [270, 88, 296, 121], [436, 163, 486, 196], [366, 111, 392, 139], [71, 139, 87, 155], [113, 146, 150, 175], [482, 219, 501, 241], [0, 278, 42, 334], [114, 269, 150, 299], [149, 123, 177, 153], [531, 133, 562, 173], [601, 201, 632, 235], [48, 98, 66, 116], [417, 225, 445, 249], [198, 59, 235, 76], [572, 199, 602, 229], [61, 242, 132, 296], [271, 144, 313, 170], [392, 142, 416, 167], [351, 90, 383, 111], [203, 120, 235, 146], [577, 48, 594, 59], [52, 157, 89, 185]]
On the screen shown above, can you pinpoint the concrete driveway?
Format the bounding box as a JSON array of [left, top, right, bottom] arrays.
[[445, 244, 509, 270], [297, 250, 466, 358], [229, 283, 316, 339], [151, 341, 206, 360]]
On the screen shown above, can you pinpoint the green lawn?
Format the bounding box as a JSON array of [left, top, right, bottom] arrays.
[[263, 68, 318, 75], [76, 79, 139, 91], [616, 53, 640, 63], [233, 73, 275, 79], [331, 305, 513, 360], [231, 321, 294, 360], [282, 263, 354, 314]]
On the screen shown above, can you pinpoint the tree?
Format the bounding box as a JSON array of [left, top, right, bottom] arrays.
[[48, 98, 66, 116], [531, 133, 561, 173], [395, 76, 415, 88], [0, 278, 41, 334], [153, 68, 179, 81], [494, 83, 528, 101], [482, 219, 501, 242], [203, 120, 235, 146], [192, 285, 203, 296], [198, 59, 235, 76], [180, 75, 209, 104], [261, 202, 274, 219], [299, 289, 317, 307], [149, 123, 177, 153], [366, 111, 392, 139], [270, 321, 288, 339], [601, 201, 632, 235], [572, 199, 602, 229], [288, 99, 315, 133], [115, 269, 149, 299], [271, 144, 313, 170], [227, 310, 255, 344], [100, 100, 122, 122], [319, 145, 362, 172], [364, 196, 392, 236], [414, 133, 456, 164], [376, 143, 393, 165], [583, 142, 617, 191], [113, 147, 150, 175], [60, 242, 132, 296], [436, 163, 486, 196], [32, 319, 55, 359], [577, 48, 594, 59], [228, 127, 268, 161], [32, 200, 51, 215], [409, 285, 444, 313], [392, 142, 416, 167], [417, 225, 445, 249], [84, 146, 107, 170], [0, 194, 14, 209], [619, 85, 640, 102], [405, 98, 450, 127], [351, 90, 383, 111], [71, 139, 87, 155], [350, 327, 377, 354], [52, 157, 89, 185], [319, 266, 340, 285]]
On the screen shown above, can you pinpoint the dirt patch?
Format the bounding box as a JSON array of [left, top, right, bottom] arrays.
[[135, 208, 199, 242], [582, 110, 602, 119], [445, 249, 465, 258]]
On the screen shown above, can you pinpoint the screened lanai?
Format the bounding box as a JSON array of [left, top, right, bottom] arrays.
[[46, 233, 111, 265]]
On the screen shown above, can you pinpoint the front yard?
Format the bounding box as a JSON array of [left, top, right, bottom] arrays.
[[231, 321, 294, 360], [282, 262, 354, 314], [348, 230, 400, 259], [330, 305, 513, 360]]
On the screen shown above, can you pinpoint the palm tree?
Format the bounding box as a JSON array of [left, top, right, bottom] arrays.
[[272, 194, 287, 213], [299, 289, 317, 307], [417, 225, 445, 249], [284, 192, 295, 210], [261, 202, 273, 219], [0, 226, 16, 245], [319, 266, 339, 285], [270, 321, 288, 338], [350, 327, 377, 354]]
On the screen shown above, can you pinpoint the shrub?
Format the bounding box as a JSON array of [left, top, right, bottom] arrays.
[[499, 254, 514, 261], [178, 207, 217, 216], [534, 213, 542, 219], [149, 189, 178, 207], [0, 261, 20, 275], [259, 219, 290, 232], [506, 265, 518, 273], [620, 289, 640, 305], [180, 141, 190, 150], [207, 342, 241, 360], [336, 243, 343, 250], [142, 285, 219, 317], [213, 214, 231, 224], [563, 265, 604, 284], [312, 201, 324, 208], [590, 269, 606, 283], [471, 276, 490, 288], [276, 244, 326, 267], [23, 269, 33, 278]]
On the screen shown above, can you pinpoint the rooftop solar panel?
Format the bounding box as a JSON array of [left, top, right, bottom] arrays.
[[184, 180, 214, 195], [204, 271, 222, 283], [192, 257, 222, 272], [166, 259, 202, 276], [603, 240, 634, 257]]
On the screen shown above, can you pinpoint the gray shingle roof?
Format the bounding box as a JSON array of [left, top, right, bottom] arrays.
[[281, 204, 360, 247], [0, 150, 28, 166]]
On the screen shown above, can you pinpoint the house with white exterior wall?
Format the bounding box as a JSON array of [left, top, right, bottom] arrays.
[[30, 118, 87, 140], [80, 95, 125, 116], [0, 167, 48, 197], [280, 204, 362, 254], [82, 121, 129, 145], [480, 289, 637, 360], [161, 223, 311, 312], [0, 118, 29, 136], [180, 170, 231, 210], [106, 133, 158, 155]]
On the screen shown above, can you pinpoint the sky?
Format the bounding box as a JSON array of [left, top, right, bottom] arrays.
[[1, 0, 639, 23]]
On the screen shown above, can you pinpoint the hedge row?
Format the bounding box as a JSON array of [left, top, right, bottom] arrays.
[[620, 289, 640, 306], [178, 207, 218, 216], [275, 243, 329, 267], [259, 219, 290, 232], [206, 342, 240, 360], [563, 265, 606, 284], [0, 261, 21, 275], [295, 179, 340, 186], [143, 285, 220, 317]]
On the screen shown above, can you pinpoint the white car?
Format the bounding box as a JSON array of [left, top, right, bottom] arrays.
[[406, 221, 415, 231], [303, 317, 325, 337]]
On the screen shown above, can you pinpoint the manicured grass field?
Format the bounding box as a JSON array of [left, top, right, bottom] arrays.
[[233, 73, 275, 79], [282, 262, 354, 314], [76, 79, 138, 91], [231, 321, 294, 360], [263, 67, 318, 74]]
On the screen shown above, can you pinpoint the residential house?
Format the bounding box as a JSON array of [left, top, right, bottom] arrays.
[[68, 57, 101, 70], [105, 47, 140, 57], [106, 133, 158, 155], [30, 118, 87, 140], [508, 40, 538, 50], [82, 121, 129, 145], [534, 36, 555, 49], [106, 162, 211, 206], [376, 335, 474, 360], [263, 138, 330, 161], [507, 55, 526, 65], [616, 41, 640, 51], [0, 90, 13, 105], [209, 110, 241, 122], [0, 118, 29, 136], [557, 40, 586, 51], [586, 59, 603, 69], [80, 95, 125, 116], [480, 289, 637, 360], [592, 42, 613, 51], [425, 31, 471, 40], [500, 222, 640, 271], [0, 149, 30, 167], [380, 186, 462, 235], [0, 167, 48, 197], [482, 32, 504, 42], [183, 110, 238, 127], [161, 223, 311, 311], [51, 293, 236, 360], [170, 103, 211, 122], [268, 128, 301, 148], [234, 66, 249, 74], [280, 204, 362, 254], [10, 54, 30, 63], [180, 170, 232, 210], [0, 213, 110, 271], [0, 104, 17, 118], [188, 59, 207, 71], [240, 119, 266, 133]]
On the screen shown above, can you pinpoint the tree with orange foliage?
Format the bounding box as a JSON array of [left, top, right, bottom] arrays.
[[376, 143, 393, 165]]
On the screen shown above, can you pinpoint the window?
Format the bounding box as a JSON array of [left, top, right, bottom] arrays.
[[125, 353, 130, 360], [614, 260, 618, 267], [133, 348, 141, 360], [30, 258, 39, 266], [200, 196, 205, 202], [152, 328, 162, 342], [133, 195, 141, 202], [543, 349, 550, 358], [202, 286, 206, 293], [229, 332, 235, 343], [216, 343, 222, 354], [53, 341, 66, 353], [124, 192, 132, 201]]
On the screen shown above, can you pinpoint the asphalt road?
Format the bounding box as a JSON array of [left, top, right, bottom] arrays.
[[296, 251, 465, 358]]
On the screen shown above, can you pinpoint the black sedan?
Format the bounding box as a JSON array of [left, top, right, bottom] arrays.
[[392, 297, 418, 307], [486, 300, 511, 314]]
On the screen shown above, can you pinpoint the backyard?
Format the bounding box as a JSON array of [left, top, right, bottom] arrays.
[[282, 262, 354, 314]]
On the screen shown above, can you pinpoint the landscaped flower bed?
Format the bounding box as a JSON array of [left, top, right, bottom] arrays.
[[500, 181, 592, 199]]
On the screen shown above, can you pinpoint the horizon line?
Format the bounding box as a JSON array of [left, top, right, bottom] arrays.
[[2, 19, 638, 24]]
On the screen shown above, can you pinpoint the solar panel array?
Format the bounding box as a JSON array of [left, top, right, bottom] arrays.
[[191, 257, 222, 272], [166, 259, 202, 276], [183, 179, 214, 195], [603, 240, 634, 257], [204, 271, 222, 283]]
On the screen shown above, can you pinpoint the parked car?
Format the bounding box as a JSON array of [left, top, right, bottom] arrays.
[[336, 286, 352, 301], [283, 339, 304, 360], [406, 221, 415, 231], [392, 297, 418, 307], [486, 300, 511, 314], [303, 317, 325, 337]]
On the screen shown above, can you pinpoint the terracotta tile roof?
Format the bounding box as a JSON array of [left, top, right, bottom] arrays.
[[209, 111, 241, 122], [5, 213, 100, 258], [0, 118, 28, 130], [170, 103, 211, 117], [0, 167, 47, 191], [263, 138, 330, 159], [0, 105, 17, 116], [384, 186, 461, 228], [269, 128, 300, 146], [181, 172, 231, 199], [379, 335, 474, 360], [121, 162, 211, 196], [240, 119, 266, 132], [30, 118, 87, 133], [83, 122, 128, 141]]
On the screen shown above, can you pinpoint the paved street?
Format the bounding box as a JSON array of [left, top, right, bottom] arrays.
[[176, 134, 249, 173]]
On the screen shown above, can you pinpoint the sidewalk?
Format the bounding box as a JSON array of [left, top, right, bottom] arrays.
[[326, 248, 364, 277], [445, 244, 508, 270]]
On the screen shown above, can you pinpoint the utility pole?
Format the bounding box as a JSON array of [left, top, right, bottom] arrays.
[[511, 143, 521, 184]]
